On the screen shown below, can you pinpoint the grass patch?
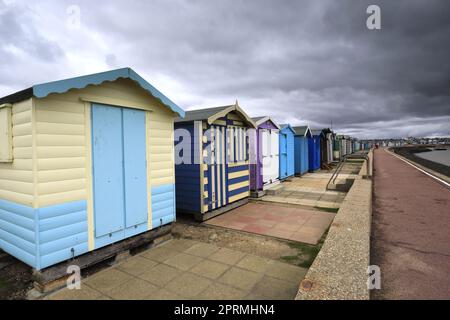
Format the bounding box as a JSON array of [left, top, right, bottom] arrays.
[[280, 255, 298, 262], [281, 229, 329, 269], [314, 206, 339, 213]]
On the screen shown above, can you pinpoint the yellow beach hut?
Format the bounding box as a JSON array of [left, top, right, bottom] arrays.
[[0, 68, 184, 270]]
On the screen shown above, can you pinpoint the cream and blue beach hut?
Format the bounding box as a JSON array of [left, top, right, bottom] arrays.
[[0, 68, 184, 270]]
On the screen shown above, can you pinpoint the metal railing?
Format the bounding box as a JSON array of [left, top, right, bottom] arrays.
[[326, 152, 370, 190]]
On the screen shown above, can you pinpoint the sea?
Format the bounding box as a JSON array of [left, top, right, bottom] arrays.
[[415, 148, 450, 167]]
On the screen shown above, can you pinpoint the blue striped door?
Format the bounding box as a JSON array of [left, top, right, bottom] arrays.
[[92, 105, 125, 237], [206, 125, 227, 210]]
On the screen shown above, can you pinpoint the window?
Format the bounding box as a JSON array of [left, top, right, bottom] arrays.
[[0, 104, 13, 162]]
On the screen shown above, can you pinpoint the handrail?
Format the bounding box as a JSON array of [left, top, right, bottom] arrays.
[[327, 156, 348, 189], [326, 152, 370, 190]]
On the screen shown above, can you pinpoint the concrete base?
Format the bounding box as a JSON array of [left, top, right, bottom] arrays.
[[32, 224, 173, 293], [195, 198, 249, 222], [250, 190, 266, 198], [262, 180, 280, 190], [265, 184, 284, 195]]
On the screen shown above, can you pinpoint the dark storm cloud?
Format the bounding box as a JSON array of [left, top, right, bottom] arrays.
[[0, 0, 449, 138]]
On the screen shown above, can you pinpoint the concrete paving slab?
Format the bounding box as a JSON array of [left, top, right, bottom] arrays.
[[164, 252, 204, 271], [138, 263, 181, 287], [146, 288, 185, 300], [165, 272, 212, 297], [235, 255, 272, 273], [206, 202, 333, 244], [183, 242, 220, 258], [141, 245, 180, 263], [45, 239, 308, 300], [251, 276, 299, 300], [107, 278, 159, 300], [196, 282, 247, 300], [218, 267, 262, 291], [190, 259, 230, 279], [208, 248, 247, 265], [117, 256, 158, 276], [84, 269, 133, 293], [265, 261, 308, 282], [161, 239, 198, 252]]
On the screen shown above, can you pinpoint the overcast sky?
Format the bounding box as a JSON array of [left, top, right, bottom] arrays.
[[1, 0, 449, 139]]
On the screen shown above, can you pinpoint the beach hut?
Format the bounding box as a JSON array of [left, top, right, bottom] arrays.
[[327, 131, 335, 163], [0, 68, 184, 270], [319, 128, 333, 166], [292, 126, 311, 175], [345, 136, 353, 155], [337, 135, 346, 157], [309, 129, 323, 171], [249, 116, 281, 192], [278, 124, 296, 180], [174, 102, 255, 220], [333, 135, 341, 161]]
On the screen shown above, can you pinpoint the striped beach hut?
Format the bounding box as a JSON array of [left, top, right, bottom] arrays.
[[0, 68, 184, 270], [249, 116, 280, 192], [174, 102, 256, 221], [278, 124, 296, 180], [292, 126, 312, 175]]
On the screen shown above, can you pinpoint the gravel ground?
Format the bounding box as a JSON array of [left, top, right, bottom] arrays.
[[0, 251, 33, 300]]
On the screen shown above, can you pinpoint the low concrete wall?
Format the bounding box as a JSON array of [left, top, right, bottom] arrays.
[[296, 150, 373, 300]]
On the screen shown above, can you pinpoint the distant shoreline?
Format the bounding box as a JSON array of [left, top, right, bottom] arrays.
[[391, 146, 450, 178]]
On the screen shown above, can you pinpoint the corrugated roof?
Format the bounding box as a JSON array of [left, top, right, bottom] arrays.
[[0, 67, 185, 117]]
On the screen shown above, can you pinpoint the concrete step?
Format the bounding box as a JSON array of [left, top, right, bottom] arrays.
[[250, 190, 266, 198], [265, 183, 285, 195], [327, 179, 355, 192]]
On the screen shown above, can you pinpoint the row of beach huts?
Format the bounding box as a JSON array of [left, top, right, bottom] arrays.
[[0, 68, 371, 270]]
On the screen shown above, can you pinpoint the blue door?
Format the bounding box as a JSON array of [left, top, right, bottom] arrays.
[[91, 104, 148, 244], [92, 105, 125, 237], [123, 109, 148, 227], [279, 132, 288, 179]]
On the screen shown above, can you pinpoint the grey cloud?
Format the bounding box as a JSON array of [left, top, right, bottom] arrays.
[[0, 0, 449, 138]]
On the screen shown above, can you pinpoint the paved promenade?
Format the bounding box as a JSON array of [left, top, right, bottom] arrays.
[[371, 149, 450, 299]]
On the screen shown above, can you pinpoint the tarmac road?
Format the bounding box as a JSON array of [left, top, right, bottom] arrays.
[[371, 148, 450, 299]]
